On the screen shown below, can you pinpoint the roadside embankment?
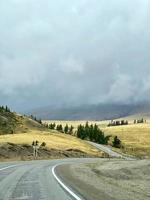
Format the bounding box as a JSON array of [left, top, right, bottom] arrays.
[[0, 142, 103, 161], [56, 159, 150, 200]]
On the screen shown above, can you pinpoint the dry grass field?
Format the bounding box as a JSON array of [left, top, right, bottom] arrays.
[[0, 129, 101, 157], [103, 123, 150, 157], [45, 119, 150, 157]]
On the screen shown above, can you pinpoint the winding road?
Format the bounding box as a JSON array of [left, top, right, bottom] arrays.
[[0, 158, 98, 200], [0, 143, 131, 200], [88, 141, 135, 160]]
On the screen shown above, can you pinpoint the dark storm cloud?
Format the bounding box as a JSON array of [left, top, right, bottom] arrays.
[[0, 0, 150, 110]]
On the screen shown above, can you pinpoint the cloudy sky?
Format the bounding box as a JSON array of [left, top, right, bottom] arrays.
[[0, 0, 150, 111]]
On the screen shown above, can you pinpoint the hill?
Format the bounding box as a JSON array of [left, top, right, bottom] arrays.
[[100, 120, 150, 157], [0, 130, 102, 161], [0, 106, 44, 135], [45, 119, 150, 157], [0, 106, 102, 161]]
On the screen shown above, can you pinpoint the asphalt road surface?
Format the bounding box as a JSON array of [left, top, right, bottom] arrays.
[[0, 158, 100, 200], [88, 141, 135, 160], [0, 143, 131, 200]]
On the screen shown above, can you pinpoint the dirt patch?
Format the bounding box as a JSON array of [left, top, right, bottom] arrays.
[[0, 142, 102, 161]]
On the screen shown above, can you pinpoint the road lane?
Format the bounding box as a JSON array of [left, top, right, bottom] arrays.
[[88, 141, 135, 160], [0, 141, 135, 200], [0, 160, 75, 200], [0, 159, 99, 200]]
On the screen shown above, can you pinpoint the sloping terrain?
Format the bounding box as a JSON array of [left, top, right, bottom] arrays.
[[45, 120, 150, 157], [0, 107, 44, 135], [28, 103, 150, 120], [100, 121, 150, 157], [0, 131, 102, 161], [0, 106, 103, 161], [0, 107, 19, 134], [27, 104, 136, 120], [0, 142, 101, 161]]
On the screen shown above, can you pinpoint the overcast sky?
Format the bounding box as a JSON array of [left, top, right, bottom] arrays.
[[0, 0, 150, 111]]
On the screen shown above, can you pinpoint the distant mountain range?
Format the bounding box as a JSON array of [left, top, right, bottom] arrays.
[[26, 103, 150, 120]]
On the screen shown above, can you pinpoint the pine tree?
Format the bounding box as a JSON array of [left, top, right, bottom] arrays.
[[64, 124, 69, 134], [112, 136, 121, 148], [93, 124, 98, 142], [59, 124, 63, 132], [5, 105, 10, 112], [69, 125, 74, 134], [89, 124, 94, 141], [56, 124, 60, 131], [77, 123, 111, 145], [56, 124, 63, 132], [77, 124, 85, 139]]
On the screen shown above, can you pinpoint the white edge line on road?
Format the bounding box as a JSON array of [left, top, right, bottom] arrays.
[[52, 164, 83, 200], [0, 165, 17, 171]]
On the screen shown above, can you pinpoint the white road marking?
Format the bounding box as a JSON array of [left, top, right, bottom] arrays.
[[0, 165, 17, 171], [52, 164, 83, 200]]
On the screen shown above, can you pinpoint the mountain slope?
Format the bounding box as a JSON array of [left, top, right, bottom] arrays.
[[0, 106, 103, 161], [0, 106, 43, 134], [28, 104, 141, 120]]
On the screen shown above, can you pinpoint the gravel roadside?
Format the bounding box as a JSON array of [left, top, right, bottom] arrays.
[[56, 159, 150, 200]]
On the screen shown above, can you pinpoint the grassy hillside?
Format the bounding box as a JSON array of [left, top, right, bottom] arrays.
[[0, 130, 102, 161], [0, 106, 44, 135], [0, 130, 101, 156], [102, 121, 150, 157], [0, 107, 102, 161], [45, 119, 150, 157], [1, 105, 149, 159]]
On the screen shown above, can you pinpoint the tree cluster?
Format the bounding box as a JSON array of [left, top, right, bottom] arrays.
[[0, 105, 11, 113], [134, 118, 145, 124], [112, 136, 122, 148], [48, 123, 56, 129], [108, 120, 128, 127], [77, 122, 111, 145], [48, 123, 74, 134], [56, 124, 63, 132]]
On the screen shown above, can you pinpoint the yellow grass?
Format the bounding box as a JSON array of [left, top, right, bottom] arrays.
[[0, 130, 101, 156], [44, 120, 150, 157], [102, 122, 150, 156]]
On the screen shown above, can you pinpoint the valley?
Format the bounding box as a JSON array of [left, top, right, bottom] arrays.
[[45, 119, 150, 157]]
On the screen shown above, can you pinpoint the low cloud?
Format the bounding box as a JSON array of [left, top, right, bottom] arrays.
[[0, 0, 150, 110]]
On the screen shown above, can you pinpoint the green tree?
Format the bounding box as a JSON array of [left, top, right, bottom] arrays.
[[69, 125, 74, 134], [112, 136, 121, 148], [56, 124, 63, 132], [64, 124, 69, 134], [5, 105, 10, 112], [77, 124, 86, 139]]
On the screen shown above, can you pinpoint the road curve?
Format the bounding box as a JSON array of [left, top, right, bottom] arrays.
[[0, 143, 135, 200], [88, 141, 135, 160], [0, 158, 98, 200]]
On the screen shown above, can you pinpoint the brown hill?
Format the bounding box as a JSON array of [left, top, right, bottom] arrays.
[[0, 106, 44, 135]]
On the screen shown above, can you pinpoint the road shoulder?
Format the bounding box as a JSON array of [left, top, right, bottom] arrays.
[[55, 159, 150, 200]]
